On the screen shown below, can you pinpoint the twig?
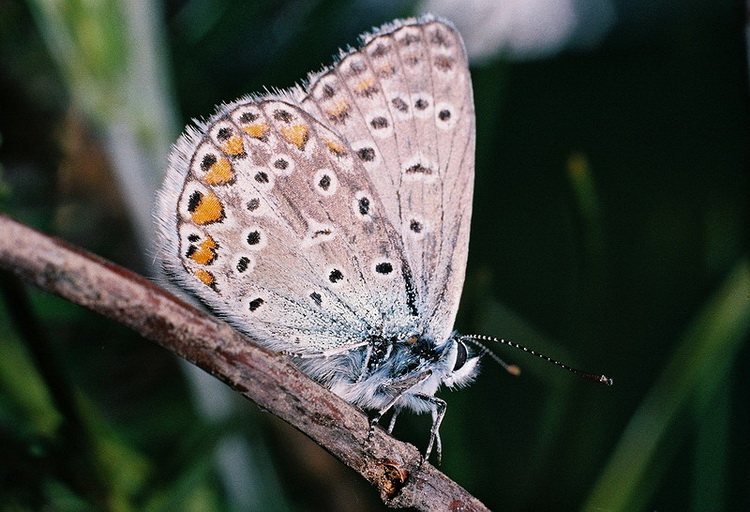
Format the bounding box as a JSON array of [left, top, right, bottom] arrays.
[[0, 214, 489, 512]]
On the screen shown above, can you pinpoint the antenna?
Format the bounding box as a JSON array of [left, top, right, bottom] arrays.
[[461, 334, 613, 386], [463, 337, 522, 376]]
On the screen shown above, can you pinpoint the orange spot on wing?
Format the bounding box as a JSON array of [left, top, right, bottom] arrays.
[[280, 124, 309, 150], [189, 191, 224, 225], [222, 136, 245, 155], [243, 122, 269, 140], [327, 100, 349, 117], [355, 77, 377, 95], [194, 268, 215, 287], [189, 236, 218, 265], [203, 158, 233, 185], [326, 100, 351, 124], [324, 138, 347, 155]]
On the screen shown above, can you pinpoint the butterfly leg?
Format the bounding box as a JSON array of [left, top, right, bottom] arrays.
[[366, 371, 432, 444], [387, 408, 401, 434], [415, 394, 447, 465]]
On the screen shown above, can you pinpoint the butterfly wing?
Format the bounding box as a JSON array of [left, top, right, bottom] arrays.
[[298, 17, 475, 343], [157, 16, 478, 462], [157, 16, 473, 356], [157, 97, 422, 354]]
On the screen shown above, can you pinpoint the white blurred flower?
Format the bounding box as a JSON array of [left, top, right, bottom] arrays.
[[420, 0, 616, 62]]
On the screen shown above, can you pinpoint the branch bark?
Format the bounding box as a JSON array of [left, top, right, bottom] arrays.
[[0, 214, 489, 511]]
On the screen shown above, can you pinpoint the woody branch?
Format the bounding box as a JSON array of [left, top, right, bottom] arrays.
[[0, 214, 489, 512]]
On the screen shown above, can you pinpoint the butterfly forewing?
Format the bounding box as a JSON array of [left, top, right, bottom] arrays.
[[300, 19, 475, 343]]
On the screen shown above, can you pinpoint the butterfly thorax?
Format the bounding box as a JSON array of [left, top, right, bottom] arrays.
[[297, 333, 480, 414]]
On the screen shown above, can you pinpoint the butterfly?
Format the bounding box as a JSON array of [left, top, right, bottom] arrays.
[[156, 14, 610, 463]]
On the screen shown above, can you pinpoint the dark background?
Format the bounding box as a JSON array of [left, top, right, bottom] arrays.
[[1, 1, 748, 510]]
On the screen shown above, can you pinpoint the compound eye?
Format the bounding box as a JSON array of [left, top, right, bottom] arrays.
[[453, 340, 468, 371]]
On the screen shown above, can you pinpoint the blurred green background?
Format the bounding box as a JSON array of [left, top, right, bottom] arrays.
[[0, 1, 748, 511]]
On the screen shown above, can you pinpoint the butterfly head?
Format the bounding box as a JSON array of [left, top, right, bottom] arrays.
[[441, 334, 481, 389]]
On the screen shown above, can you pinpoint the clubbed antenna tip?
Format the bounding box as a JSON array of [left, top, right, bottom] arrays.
[[461, 334, 613, 386]]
